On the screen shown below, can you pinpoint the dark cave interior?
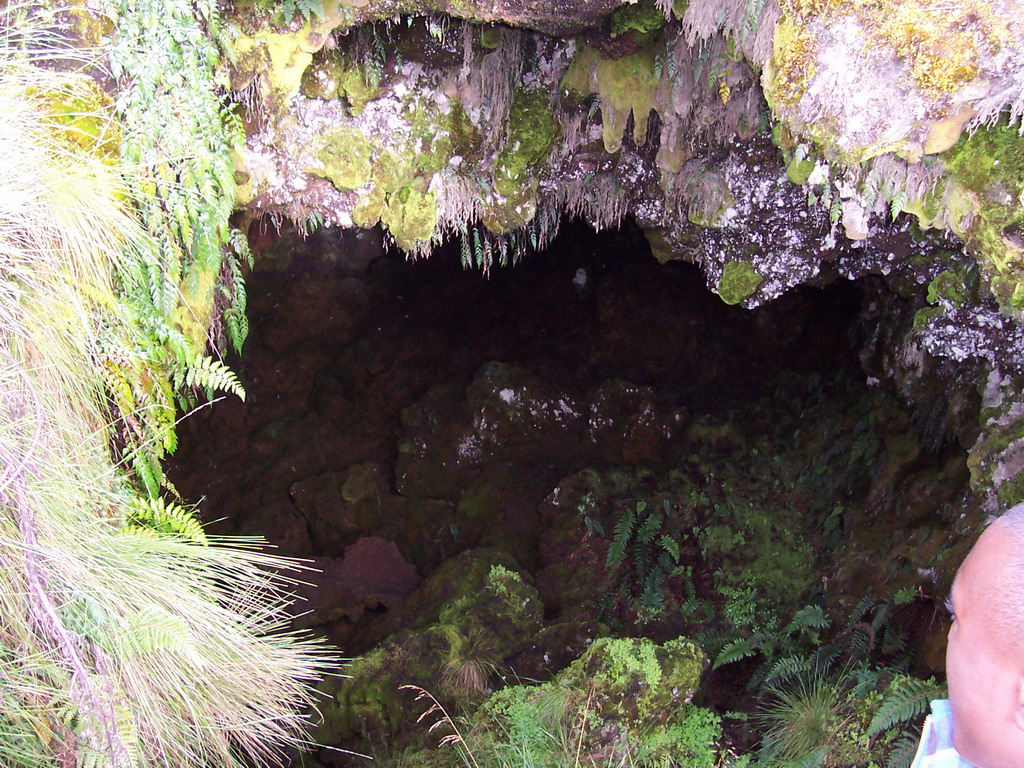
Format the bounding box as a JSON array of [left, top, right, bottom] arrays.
[[167, 217, 972, 761]]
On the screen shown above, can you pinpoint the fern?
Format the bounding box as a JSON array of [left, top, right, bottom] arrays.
[[713, 637, 761, 670], [606, 507, 636, 568], [460, 227, 471, 269], [125, 497, 208, 545], [829, 195, 843, 226], [890, 188, 908, 221], [886, 735, 920, 768], [635, 509, 662, 545], [105, 0, 250, 493], [659, 533, 680, 563], [114, 607, 192, 657], [843, 592, 877, 633], [783, 604, 829, 636], [174, 355, 245, 402], [868, 677, 945, 737], [763, 654, 813, 686], [274, 0, 326, 24]]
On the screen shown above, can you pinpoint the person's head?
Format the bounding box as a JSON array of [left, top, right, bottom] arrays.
[[946, 503, 1024, 767]]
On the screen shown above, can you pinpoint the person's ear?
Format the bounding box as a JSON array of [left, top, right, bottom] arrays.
[[1014, 677, 1024, 731]]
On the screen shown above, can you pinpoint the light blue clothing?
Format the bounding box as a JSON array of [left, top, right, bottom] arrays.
[[910, 700, 976, 768]]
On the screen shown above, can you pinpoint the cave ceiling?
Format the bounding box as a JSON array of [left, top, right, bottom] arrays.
[[219, 0, 1024, 512]]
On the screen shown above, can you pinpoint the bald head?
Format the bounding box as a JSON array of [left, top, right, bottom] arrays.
[[984, 504, 1024, 650], [946, 505, 1024, 767]]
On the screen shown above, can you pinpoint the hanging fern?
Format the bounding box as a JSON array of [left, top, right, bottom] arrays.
[[101, 0, 250, 492], [829, 195, 843, 226], [890, 188, 908, 221], [173, 355, 246, 403], [274, 0, 325, 24]]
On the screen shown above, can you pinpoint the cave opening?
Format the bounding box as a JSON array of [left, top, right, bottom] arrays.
[[169, 216, 971, 764]]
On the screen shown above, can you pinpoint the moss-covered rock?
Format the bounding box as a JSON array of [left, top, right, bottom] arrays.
[[351, 185, 387, 228], [449, 636, 718, 766], [172, 262, 219, 351], [299, 51, 345, 99], [560, 636, 706, 721], [311, 126, 373, 190], [493, 89, 557, 198], [381, 186, 438, 251], [764, 16, 817, 109], [968, 371, 1024, 510], [37, 74, 120, 158], [314, 549, 544, 748], [942, 122, 1024, 315], [716, 260, 764, 305], [609, 0, 666, 40], [562, 43, 659, 153], [372, 147, 417, 193]]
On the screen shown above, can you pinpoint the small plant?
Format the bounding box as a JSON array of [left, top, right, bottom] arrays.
[[757, 670, 849, 766], [273, 0, 325, 23], [439, 627, 500, 700], [606, 499, 685, 613]]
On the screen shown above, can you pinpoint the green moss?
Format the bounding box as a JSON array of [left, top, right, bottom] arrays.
[[372, 148, 416, 193], [717, 260, 764, 305], [485, 564, 523, 599], [232, 29, 316, 105], [67, 0, 115, 47], [562, 44, 658, 154], [638, 706, 722, 767], [381, 186, 437, 251], [311, 126, 373, 190], [786, 151, 815, 186], [316, 550, 544, 747], [493, 90, 557, 198], [911, 306, 939, 331], [902, 187, 946, 229], [172, 262, 219, 351], [37, 75, 121, 159], [609, 0, 665, 39], [942, 122, 1024, 314], [871, 0, 1007, 96], [482, 177, 539, 235], [351, 185, 386, 228], [560, 637, 707, 722], [400, 96, 474, 179], [926, 271, 966, 306], [765, 17, 818, 108], [300, 52, 343, 99], [447, 99, 482, 158], [338, 67, 381, 115], [479, 24, 503, 49], [996, 471, 1024, 507]]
